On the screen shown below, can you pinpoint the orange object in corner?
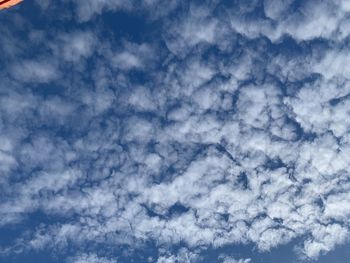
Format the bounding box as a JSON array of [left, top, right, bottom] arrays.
[[0, 0, 22, 10]]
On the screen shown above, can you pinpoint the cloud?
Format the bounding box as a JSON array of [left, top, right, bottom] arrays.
[[1, 1, 350, 263], [59, 31, 96, 63], [219, 255, 252, 263], [156, 248, 199, 263], [112, 42, 154, 71], [68, 253, 117, 263], [10, 59, 60, 83], [69, 0, 180, 22], [69, 0, 132, 22], [228, 0, 350, 42]]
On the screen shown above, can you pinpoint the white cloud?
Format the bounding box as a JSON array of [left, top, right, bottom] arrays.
[[229, 0, 350, 42], [2, 1, 350, 263], [157, 248, 199, 263], [69, 253, 117, 263], [11, 59, 60, 83], [59, 31, 96, 62], [219, 255, 252, 263]]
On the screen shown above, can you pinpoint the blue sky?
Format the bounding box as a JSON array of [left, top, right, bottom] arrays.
[[1, 0, 350, 262]]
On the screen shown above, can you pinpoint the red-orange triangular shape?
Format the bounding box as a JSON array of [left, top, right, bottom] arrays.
[[0, 0, 22, 10]]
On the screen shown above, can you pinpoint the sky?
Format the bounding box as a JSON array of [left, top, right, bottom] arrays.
[[0, 0, 350, 262]]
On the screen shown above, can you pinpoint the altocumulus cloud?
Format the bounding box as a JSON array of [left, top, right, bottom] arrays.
[[1, 0, 350, 262]]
